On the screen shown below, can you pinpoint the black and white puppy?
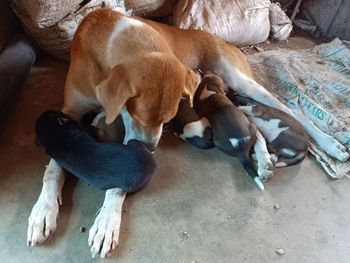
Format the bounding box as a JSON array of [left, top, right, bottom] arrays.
[[169, 98, 214, 149], [194, 74, 264, 190], [227, 92, 309, 167]]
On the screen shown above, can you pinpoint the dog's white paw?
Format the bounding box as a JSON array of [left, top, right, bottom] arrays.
[[27, 195, 60, 246], [88, 206, 122, 258], [88, 190, 126, 258], [323, 139, 349, 162]]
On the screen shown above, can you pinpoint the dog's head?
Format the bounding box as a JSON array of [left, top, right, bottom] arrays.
[[96, 54, 200, 150]]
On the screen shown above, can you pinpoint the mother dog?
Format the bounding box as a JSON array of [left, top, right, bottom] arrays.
[[27, 8, 349, 258]]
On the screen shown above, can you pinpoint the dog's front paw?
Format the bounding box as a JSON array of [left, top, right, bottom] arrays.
[[88, 204, 123, 258], [27, 195, 60, 246], [88, 208, 121, 258]]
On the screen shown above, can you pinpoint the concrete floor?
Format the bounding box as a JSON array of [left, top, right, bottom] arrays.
[[1, 35, 350, 263]]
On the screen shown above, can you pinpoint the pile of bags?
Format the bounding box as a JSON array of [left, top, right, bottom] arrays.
[[9, 0, 292, 61], [9, 0, 127, 61]]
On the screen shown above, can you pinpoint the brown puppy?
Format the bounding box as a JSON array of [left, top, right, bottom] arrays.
[[194, 74, 264, 190], [28, 8, 349, 258]]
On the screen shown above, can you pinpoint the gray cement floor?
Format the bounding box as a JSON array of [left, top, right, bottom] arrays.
[[1, 35, 350, 263]]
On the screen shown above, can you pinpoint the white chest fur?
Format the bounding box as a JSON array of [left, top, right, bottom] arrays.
[[251, 117, 289, 143]]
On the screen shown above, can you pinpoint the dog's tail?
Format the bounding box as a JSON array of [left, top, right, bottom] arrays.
[[239, 154, 265, 191], [275, 150, 307, 167]]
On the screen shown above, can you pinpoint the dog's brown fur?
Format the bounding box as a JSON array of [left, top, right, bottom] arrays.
[[62, 9, 255, 149]]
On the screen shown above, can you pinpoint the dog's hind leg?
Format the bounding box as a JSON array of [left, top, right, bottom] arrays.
[[211, 43, 349, 162], [27, 159, 65, 246]]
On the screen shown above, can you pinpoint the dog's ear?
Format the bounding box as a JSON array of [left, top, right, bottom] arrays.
[[183, 69, 201, 108], [96, 65, 135, 124]]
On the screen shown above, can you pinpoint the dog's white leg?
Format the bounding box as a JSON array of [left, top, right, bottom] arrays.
[[89, 188, 126, 258], [292, 111, 349, 161], [215, 57, 349, 162], [27, 159, 65, 245], [215, 57, 293, 114], [254, 130, 274, 182]]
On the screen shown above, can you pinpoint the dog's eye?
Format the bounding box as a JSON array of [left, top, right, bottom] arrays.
[[57, 117, 70, 126]]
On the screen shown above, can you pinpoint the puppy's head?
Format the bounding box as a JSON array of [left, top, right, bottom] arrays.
[[35, 110, 77, 147], [194, 74, 225, 103], [96, 54, 200, 150]]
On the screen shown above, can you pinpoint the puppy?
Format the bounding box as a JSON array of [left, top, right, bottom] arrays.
[[169, 98, 214, 149], [35, 110, 156, 192], [194, 74, 264, 190], [227, 93, 309, 167]]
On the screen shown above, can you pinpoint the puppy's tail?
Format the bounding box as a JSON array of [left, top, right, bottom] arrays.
[[239, 154, 265, 191], [275, 150, 307, 167]]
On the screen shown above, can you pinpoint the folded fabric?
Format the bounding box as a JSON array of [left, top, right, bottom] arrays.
[[35, 110, 156, 191]]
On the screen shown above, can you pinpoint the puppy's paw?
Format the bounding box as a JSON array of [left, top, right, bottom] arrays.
[[257, 153, 274, 183], [27, 195, 59, 246], [88, 195, 125, 259], [258, 167, 274, 183]]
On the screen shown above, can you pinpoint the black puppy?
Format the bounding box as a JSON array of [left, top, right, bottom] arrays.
[[227, 92, 308, 167], [194, 74, 264, 190], [35, 111, 156, 192], [169, 98, 214, 149]]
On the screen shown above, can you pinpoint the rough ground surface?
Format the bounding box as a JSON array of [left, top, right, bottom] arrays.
[[1, 32, 350, 263]]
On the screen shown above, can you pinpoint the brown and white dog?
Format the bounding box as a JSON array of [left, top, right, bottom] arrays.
[[27, 8, 349, 258]]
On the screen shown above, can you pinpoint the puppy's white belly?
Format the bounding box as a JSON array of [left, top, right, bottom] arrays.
[[180, 117, 210, 139], [251, 117, 289, 143]]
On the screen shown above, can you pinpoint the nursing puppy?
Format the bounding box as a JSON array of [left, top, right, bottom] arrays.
[[169, 98, 214, 149], [228, 93, 309, 167], [194, 74, 264, 190], [35, 110, 156, 191]]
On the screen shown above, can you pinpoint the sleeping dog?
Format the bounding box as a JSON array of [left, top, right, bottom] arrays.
[[194, 74, 265, 191], [227, 92, 309, 168]]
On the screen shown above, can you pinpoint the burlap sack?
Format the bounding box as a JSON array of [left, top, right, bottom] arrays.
[[125, 0, 177, 17], [173, 0, 271, 46], [10, 0, 82, 29], [9, 0, 125, 61]]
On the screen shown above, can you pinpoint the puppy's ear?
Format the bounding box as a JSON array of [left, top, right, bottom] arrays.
[[183, 69, 201, 108], [96, 65, 135, 124]]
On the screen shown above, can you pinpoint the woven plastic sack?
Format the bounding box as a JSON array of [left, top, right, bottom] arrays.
[[173, 0, 271, 46], [9, 0, 82, 28], [125, 0, 177, 17], [269, 3, 292, 41], [9, 0, 125, 61], [248, 38, 350, 178]]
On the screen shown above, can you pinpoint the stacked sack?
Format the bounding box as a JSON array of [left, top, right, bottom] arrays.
[[9, 0, 293, 61], [9, 0, 126, 61], [172, 0, 292, 47]]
